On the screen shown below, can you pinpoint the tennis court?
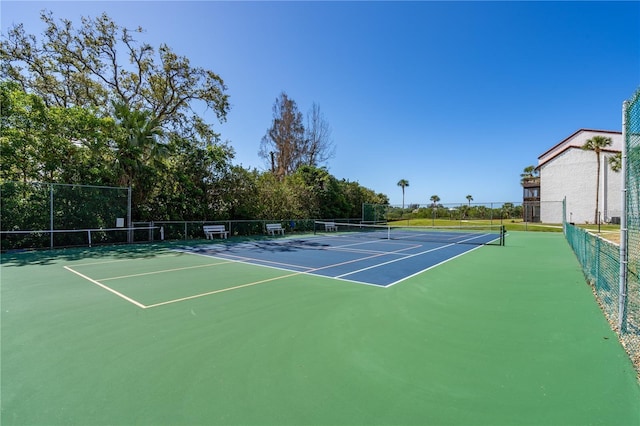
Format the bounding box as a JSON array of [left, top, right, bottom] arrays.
[[178, 223, 504, 287], [2, 231, 639, 425]]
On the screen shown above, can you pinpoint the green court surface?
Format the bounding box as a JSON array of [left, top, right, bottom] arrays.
[[1, 232, 639, 425]]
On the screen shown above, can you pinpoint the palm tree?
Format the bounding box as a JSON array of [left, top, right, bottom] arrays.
[[430, 194, 440, 225], [464, 194, 473, 219], [608, 152, 622, 172], [582, 135, 612, 224], [520, 165, 539, 184], [112, 101, 166, 188], [397, 179, 409, 210]]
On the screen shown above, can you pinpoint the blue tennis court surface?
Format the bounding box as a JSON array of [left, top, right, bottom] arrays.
[[178, 231, 502, 287]]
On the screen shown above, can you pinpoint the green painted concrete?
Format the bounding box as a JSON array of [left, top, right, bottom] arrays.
[[2, 232, 639, 425]]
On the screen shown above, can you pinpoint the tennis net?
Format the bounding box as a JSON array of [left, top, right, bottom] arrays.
[[314, 221, 505, 246]]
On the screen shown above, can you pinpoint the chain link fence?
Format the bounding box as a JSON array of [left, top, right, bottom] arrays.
[[564, 88, 640, 376], [623, 88, 640, 372], [0, 181, 133, 249], [363, 201, 565, 227]]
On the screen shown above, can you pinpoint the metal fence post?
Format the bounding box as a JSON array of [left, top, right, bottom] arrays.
[[619, 100, 629, 332], [50, 184, 54, 248]]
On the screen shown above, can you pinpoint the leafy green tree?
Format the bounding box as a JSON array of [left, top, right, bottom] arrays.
[[151, 136, 234, 221], [397, 179, 409, 210], [254, 172, 300, 220], [293, 165, 330, 218], [430, 194, 440, 207], [1, 10, 230, 147], [502, 202, 515, 219], [215, 166, 261, 220], [582, 135, 613, 223], [0, 81, 115, 185], [0, 81, 48, 183], [340, 180, 383, 218]]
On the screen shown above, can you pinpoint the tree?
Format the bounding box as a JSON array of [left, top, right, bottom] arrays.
[[1, 10, 230, 147], [152, 136, 234, 221], [111, 102, 167, 211], [430, 194, 440, 207], [502, 202, 515, 219], [464, 194, 473, 219], [0, 81, 49, 183], [582, 135, 613, 224], [112, 102, 165, 184], [520, 165, 539, 183], [397, 179, 409, 210], [259, 92, 305, 179], [608, 152, 622, 172], [303, 103, 335, 168], [0, 81, 115, 185]]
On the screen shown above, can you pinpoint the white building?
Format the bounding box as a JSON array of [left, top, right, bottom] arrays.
[[537, 129, 622, 224]]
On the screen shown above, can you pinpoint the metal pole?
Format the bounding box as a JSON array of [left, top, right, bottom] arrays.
[[127, 186, 132, 243], [618, 100, 629, 332], [50, 184, 54, 248]]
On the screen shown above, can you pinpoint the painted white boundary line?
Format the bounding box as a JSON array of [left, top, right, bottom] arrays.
[[335, 243, 456, 279], [99, 261, 234, 281], [63, 265, 147, 309], [175, 248, 315, 272], [69, 252, 180, 267], [385, 245, 485, 288], [143, 272, 302, 309]]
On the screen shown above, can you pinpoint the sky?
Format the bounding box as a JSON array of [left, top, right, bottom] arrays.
[[2, 1, 639, 206]]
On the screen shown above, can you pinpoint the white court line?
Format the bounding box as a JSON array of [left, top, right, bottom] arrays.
[[69, 252, 181, 267], [175, 248, 316, 272], [179, 245, 412, 277], [99, 260, 235, 281], [335, 242, 489, 287], [158, 243, 419, 303], [327, 243, 422, 256], [143, 272, 302, 309], [335, 243, 456, 279], [385, 245, 485, 287], [64, 237, 493, 309], [312, 234, 418, 250], [63, 265, 147, 309]]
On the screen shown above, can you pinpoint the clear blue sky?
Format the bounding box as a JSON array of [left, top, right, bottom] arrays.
[[3, 1, 639, 206]]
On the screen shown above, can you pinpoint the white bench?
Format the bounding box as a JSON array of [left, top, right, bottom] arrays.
[[324, 222, 338, 232], [203, 225, 229, 239], [266, 223, 285, 236]]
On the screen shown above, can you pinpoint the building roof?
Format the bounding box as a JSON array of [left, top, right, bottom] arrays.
[[536, 128, 622, 170]]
